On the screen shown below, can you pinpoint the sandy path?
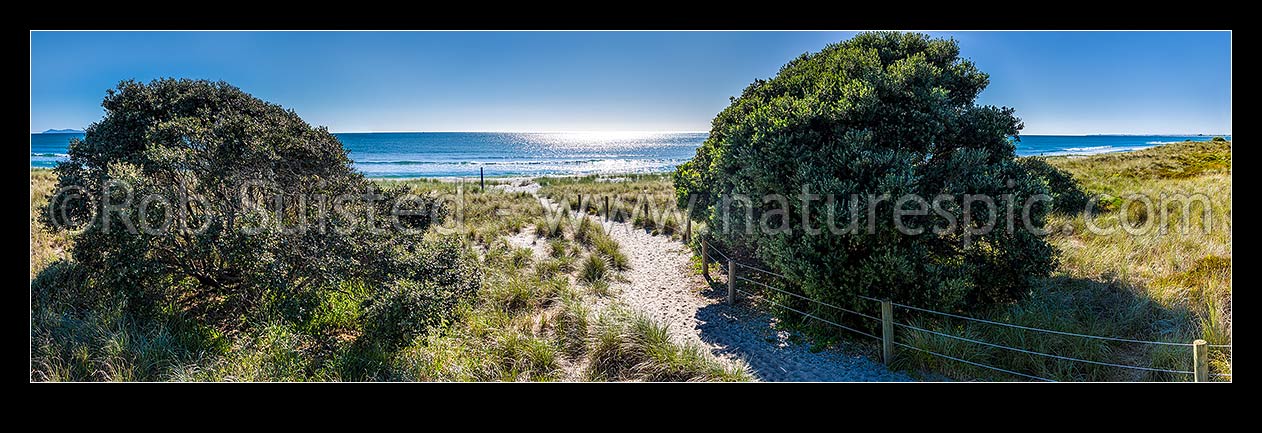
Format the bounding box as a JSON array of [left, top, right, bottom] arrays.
[[513, 187, 911, 382], [594, 218, 911, 382]]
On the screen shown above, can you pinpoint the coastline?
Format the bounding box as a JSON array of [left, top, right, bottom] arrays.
[[30, 139, 1217, 180], [356, 143, 1164, 181]]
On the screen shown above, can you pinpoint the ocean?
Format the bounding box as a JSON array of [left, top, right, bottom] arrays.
[[30, 132, 1229, 178]]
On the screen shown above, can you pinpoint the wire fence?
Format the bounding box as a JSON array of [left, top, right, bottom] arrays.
[[890, 302, 1194, 347], [694, 237, 1231, 382], [893, 323, 1194, 375]]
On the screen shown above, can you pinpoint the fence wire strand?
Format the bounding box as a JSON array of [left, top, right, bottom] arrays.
[[736, 275, 879, 321], [701, 239, 729, 262], [893, 342, 1056, 382], [857, 295, 883, 303], [736, 288, 880, 341], [891, 302, 1193, 347], [894, 323, 1194, 375], [1209, 344, 1232, 349], [735, 262, 789, 279]]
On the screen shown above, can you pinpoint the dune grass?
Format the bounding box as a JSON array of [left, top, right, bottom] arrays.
[[538, 174, 690, 239], [587, 305, 752, 382], [29, 169, 71, 279], [375, 178, 543, 248]]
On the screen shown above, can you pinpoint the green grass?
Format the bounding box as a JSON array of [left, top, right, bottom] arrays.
[[391, 305, 562, 381], [586, 305, 752, 382], [579, 253, 610, 285], [376, 178, 544, 249], [592, 234, 629, 271], [30, 169, 71, 279], [538, 174, 690, 239], [554, 290, 590, 358]]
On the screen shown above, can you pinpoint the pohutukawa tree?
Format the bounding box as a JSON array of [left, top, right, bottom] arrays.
[[44, 79, 476, 337], [674, 32, 1057, 312]]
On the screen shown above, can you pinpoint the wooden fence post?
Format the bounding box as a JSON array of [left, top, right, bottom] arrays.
[[685, 217, 692, 241], [578, 194, 583, 213], [480, 167, 484, 191], [604, 196, 610, 221], [700, 240, 709, 278], [881, 300, 894, 365], [727, 259, 736, 305], [1194, 339, 1208, 382]]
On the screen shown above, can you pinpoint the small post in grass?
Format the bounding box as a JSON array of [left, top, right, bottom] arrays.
[[479, 167, 485, 191], [1193, 339, 1208, 382], [881, 300, 894, 365], [727, 258, 736, 305], [578, 193, 583, 213], [604, 196, 610, 221], [700, 240, 709, 278], [685, 217, 692, 242]]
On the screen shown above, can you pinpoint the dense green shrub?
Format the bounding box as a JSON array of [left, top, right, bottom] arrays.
[[361, 235, 482, 350], [41, 78, 463, 333], [1017, 157, 1091, 215], [1211, 136, 1226, 142], [361, 280, 453, 351], [674, 32, 1055, 312], [30, 260, 101, 313]]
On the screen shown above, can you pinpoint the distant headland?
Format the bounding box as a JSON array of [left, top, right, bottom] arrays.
[[40, 129, 83, 134]]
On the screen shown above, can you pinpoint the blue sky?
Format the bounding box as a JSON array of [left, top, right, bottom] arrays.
[[30, 31, 1231, 135]]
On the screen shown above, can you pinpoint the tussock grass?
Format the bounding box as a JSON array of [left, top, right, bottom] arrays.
[[588, 279, 613, 297], [378, 178, 544, 249], [586, 306, 751, 381], [533, 259, 563, 280], [392, 306, 562, 381], [538, 174, 689, 239], [593, 235, 629, 271], [510, 247, 534, 269], [554, 291, 590, 358], [580, 253, 610, 285], [548, 238, 573, 259], [573, 217, 600, 246]]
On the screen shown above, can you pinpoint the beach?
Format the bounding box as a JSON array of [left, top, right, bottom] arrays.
[[31, 132, 1230, 177]]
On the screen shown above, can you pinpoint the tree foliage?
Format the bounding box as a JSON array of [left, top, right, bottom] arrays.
[[43, 78, 473, 333], [1016, 157, 1090, 215], [675, 32, 1056, 311]]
